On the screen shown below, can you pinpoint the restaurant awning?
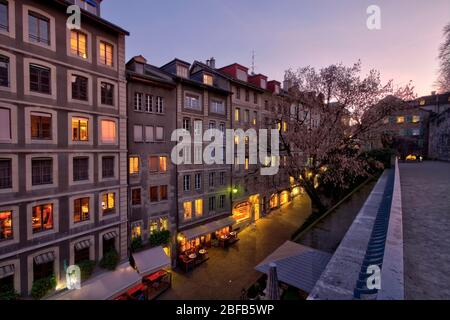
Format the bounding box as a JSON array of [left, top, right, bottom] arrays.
[[34, 251, 56, 265], [255, 241, 332, 293], [103, 231, 118, 241], [52, 262, 141, 300], [75, 240, 91, 251], [132, 246, 171, 276], [0, 264, 14, 279], [181, 216, 236, 240]]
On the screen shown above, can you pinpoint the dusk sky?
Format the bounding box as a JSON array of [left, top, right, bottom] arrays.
[[102, 0, 450, 96]]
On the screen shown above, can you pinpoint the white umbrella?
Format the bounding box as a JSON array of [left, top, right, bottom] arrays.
[[266, 263, 280, 300]]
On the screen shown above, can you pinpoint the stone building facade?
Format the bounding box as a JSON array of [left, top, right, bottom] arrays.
[[0, 0, 128, 296]]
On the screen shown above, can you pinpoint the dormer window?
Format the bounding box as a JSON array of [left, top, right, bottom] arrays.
[[274, 85, 280, 94], [261, 79, 267, 89], [177, 65, 188, 78], [236, 69, 248, 82], [203, 74, 213, 86]]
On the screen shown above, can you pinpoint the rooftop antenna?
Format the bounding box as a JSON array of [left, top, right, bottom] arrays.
[[251, 50, 256, 75]]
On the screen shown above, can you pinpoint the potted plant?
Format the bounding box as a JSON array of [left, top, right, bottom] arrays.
[[99, 249, 119, 271], [31, 274, 57, 300]]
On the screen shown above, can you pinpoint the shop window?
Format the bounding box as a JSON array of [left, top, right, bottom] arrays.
[[149, 220, 158, 234], [75, 247, 90, 264], [33, 260, 53, 282], [103, 237, 115, 255], [131, 222, 142, 240], [233, 202, 251, 224]]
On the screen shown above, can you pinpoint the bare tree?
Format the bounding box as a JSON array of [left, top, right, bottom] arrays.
[[275, 61, 415, 213], [437, 23, 450, 93]]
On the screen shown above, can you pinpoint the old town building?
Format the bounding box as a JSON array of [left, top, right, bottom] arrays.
[[0, 0, 129, 296]]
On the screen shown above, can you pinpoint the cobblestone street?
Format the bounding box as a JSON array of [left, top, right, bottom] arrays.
[[159, 195, 312, 300], [400, 161, 450, 299]]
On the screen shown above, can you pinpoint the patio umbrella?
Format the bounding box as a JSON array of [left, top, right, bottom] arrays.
[[266, 263, 280, 300]]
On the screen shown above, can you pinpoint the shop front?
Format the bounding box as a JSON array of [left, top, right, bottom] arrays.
[[280, 191, 290, 206], [52, 246, 171, 300], [232, 201, 252, 225], [269, 193, 279, 209], [177, 216, 237, 272]]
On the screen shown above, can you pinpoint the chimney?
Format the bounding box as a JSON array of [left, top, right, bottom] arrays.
[[207, 57, 216, 69]]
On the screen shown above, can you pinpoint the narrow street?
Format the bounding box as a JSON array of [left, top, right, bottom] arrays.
[[159, 194, 312, 300]]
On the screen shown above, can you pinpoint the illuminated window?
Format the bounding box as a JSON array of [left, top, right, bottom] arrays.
[[203, 74, 213, 86], [99, 40, 113, 67], [131, 222, 142, 239], [234, 135, 240, 145], [245, 158, 249, 170], [159, 156, 167, 172], [195, 199, 203, 217], [277, 121, 282, 131], [283, 121, 288, 132], [149, 220, 158, 234], [0, 210, 13, 241], [253, 111, 257, 125], [72, 117, 89, 141], [160, 217, 169, 231], [102, 192, 115, 215], [100, 120, 116, 143], [235, 108, 240, 122], [419, 99, 426, 106], [129, 156, 139, 175], [32, 204, 53, 233], [183, 201, 192, 220], [396, 116, 405, 124], [412, 115, 421, 123], [73, 197, 89, 223], [70, 30, 87, 59]]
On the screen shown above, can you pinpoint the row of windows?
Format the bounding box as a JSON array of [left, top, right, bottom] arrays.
[[133, 125, 164, 143], [182, 195, 227, 220], [0, 154, 118, 191], [183, 172, 227, 192], [0, 104, 118, 145], [184, 92, 226, 114], [129, 155, 168, 175], [133, 93, 164, 113], [130, 185, 168, 206], [0, 53, 117, 106], [0, 192, 118, 245], [0, 1, 116, 67], [182, 118, 226, 134], [131, 217, 169, 240], [235, 87, 259, 105], [234, 108, 258, 125], [384, 115, 422, 125]]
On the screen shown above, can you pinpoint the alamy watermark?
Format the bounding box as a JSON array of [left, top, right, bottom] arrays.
[[366, 5, 381, 30], [171, 128, 280, 176]]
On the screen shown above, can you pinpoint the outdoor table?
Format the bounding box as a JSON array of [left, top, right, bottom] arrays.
[[199, 249, 207, 255], [188, 253, 197, 260]]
